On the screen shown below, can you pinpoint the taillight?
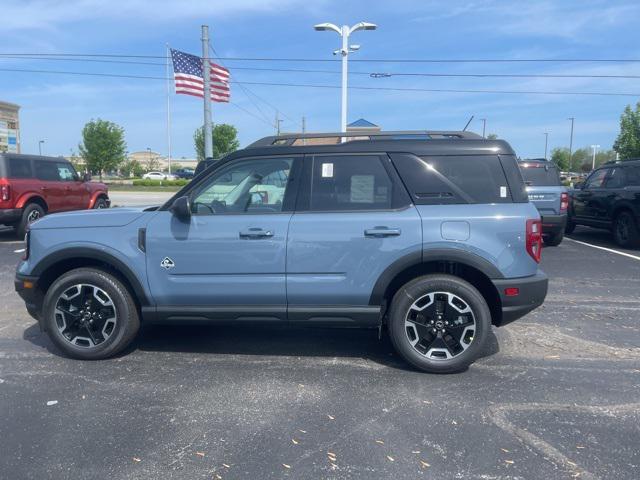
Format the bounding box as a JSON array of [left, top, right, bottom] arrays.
[[526, 219, 543, 263], [0, 181, 10, 201], [560, 192, 569, 213]]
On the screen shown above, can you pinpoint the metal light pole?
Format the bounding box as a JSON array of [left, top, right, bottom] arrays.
[[202, 25, 213, 159], [591, 144, 600, 171], [544, 132, 549, 160], [38, 140, 45, 156], [314, 22, 377, 134], [568, 117, 575, 172], [480, 118, 487, 138]]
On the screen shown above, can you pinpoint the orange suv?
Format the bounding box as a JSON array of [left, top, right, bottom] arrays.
[[0, 153, 109, 237]]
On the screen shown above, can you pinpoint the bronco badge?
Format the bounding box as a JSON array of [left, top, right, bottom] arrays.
[[160, 257, 175, 270]]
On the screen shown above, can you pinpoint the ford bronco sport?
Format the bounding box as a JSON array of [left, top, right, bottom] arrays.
[[0, 153, 109, 238], [15, 131, 547, 373]]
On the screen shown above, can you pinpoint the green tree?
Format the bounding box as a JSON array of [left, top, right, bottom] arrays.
[[194, 124, 240, 162], [550, 147, 571, 171], [613, 102, 640, 160], [486, 133, 498, 140], [120, 159, 144, 178], [78, 119, 127, 180]]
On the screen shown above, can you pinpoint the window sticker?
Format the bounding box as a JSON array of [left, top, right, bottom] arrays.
[[500, 186, 507, 198], [321, 163, 334, 178], [351, 175, 375, 203]]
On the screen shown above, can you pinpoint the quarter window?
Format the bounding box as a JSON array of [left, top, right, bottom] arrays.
[[605, 168, 625, 188], [8, 158, 32, 178], [191, 157, 293, 215], [309, 155, 394, 211], [34, 160, 60, 181]]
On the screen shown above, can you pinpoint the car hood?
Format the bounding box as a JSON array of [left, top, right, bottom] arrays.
[[30, 207, 149, 230]]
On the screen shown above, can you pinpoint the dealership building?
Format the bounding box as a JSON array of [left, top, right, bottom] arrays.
[[0, 101, 20, 154]]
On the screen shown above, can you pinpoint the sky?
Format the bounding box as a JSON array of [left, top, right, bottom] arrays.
[[1, 0, 639, 160]]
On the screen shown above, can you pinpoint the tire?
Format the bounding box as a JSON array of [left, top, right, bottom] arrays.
[[387, 274, 491, 374], [612, 211, 640, 249], [93, 197, 109, 209], [16, 203, 45, 239], [564, 220, 576, 235], [544, 231, 564, 247], [42, 268, 140, 360]]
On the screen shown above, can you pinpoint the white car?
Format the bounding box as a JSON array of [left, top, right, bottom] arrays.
[[142, 171, 175, 180]]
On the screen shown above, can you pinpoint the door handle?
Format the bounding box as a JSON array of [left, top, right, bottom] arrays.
[[239, 228, 274, 239], [365, 227, 401, 237]]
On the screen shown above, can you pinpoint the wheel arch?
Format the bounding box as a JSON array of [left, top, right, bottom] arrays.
[[611, 204, 636, 221], [31, 247, 150, 308], [88, 191, 109, 209], [16, 194, 48, 212], [369, 250, 503, 326]]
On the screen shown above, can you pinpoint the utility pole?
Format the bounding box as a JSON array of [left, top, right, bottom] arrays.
[[301, 116, 306, 145], [544, 132, 549, 160], [480, 118, 487, 138], [38, 140, 45, 156], [568, 117, 575, 172], [275, 111, 283, 135], [591, 144, 600, 171], [202, 25, 213, 159], [315, 22, 377, 135], [165, 43, 172, 174]]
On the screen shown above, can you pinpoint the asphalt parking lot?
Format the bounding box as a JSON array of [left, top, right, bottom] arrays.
[[1, 221, 639, 480]]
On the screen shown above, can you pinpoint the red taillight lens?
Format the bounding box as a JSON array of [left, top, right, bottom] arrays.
[[526, 219, 543, 263], [560, 192, 569, 213], [504, 287, 520, 297], [0, 182, 10, 202]]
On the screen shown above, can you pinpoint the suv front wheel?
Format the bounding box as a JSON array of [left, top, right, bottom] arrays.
[[388, 274, 490, 373], [42, 268, 140, 359]]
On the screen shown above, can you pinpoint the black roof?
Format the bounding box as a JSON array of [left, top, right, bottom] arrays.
[[232, 131, 515, 159], [0, 153, 64, 163], [601, 158, 640, 167]]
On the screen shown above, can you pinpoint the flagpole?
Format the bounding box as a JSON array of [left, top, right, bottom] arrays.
[[165, 44, 172, 174], [201, 25, 213, 159]]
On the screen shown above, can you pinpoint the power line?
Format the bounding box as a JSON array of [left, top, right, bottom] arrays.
[[2, 52, 640, 63], [1, 67, 638, 97]]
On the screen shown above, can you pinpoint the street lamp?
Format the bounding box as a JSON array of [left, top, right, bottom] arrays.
[[591, 144, 600, 171], [38, 140, 45, 156], [544, 132, 549, 160], [568, 117, 575, 172], [314, 21, 377, 134], [480, 118, 487, 138]]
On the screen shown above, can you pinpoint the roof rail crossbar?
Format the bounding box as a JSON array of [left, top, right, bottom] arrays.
[[247, 130, 483, 148]]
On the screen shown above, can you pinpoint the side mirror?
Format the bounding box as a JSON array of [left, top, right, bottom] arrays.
[[169, 196, 191, 221], [83, 172, 92, 182]]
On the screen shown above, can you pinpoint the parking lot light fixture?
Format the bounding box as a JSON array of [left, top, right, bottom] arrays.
[[591, 144, 600, 170], [38, 140, 45, 156], [314, 21, 377, 135]]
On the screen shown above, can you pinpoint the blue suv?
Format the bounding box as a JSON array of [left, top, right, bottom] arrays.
[[15, 131, 547, 373]]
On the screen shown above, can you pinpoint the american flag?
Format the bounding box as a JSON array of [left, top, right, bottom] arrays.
[[170, 48, 230, 103]]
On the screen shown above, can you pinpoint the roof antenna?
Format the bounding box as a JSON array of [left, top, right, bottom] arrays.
[[462, 115, 474, 132]]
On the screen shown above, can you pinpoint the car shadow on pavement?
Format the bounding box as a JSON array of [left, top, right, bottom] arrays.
[[0, 227, 20, 243], [22, 322, 500, 372]]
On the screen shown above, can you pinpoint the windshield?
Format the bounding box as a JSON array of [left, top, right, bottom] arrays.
[[519, 164, 561, 186]]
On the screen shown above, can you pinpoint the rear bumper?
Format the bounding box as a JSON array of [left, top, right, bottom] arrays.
[[541, 213, 567, 235], [491, 271, 548, 326], [0, 208, 21, 224]]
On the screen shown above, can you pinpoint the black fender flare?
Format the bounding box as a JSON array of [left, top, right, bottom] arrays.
[[368, 249, 503, 305], [30, 246, 150, 306]]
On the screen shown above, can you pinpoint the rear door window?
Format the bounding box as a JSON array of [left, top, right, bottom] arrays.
[[8, 157, 33, 178], [519, 164, 561, 186], [34, 160, 60, 181], [309, 155, 394, 211], [584, 169, 608, 189], [393, 154, 512, 204], [56, 162, 76, 181]]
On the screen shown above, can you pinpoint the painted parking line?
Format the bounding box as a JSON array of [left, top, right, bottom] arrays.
[[13, 248, 25, 254], [566, 237, 640, 261]]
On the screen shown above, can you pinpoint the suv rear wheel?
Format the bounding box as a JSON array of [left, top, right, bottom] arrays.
[[42, 268, 140, 359], [16, 203, 45, 238], [613, 211, 640, 248], [387, 274, 490, 373], [544, 231, 564, 247]]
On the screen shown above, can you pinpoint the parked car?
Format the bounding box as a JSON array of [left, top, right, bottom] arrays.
[[142, 171, 175, 181], [566, 159, 640, 248], [173, 168, 195, 179], [15, 131, 547, 373], [0, 153, 109, 238], [518, 159, 568, 246]]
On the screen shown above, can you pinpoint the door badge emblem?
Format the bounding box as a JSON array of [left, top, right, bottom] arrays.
[[160, 257, 175, 270]]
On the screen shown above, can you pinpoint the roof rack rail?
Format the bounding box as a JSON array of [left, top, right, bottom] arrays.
[[247, 130, 483, 148]]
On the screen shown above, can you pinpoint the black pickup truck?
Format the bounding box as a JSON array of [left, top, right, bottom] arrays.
[[567, 159, 640, 248]]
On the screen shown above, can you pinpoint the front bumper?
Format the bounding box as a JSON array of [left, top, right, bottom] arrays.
[[491, 271, 548, 326], [0, 208, 21, 225], [541, 213, 567, 235], [14, 273, 43, 326]]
